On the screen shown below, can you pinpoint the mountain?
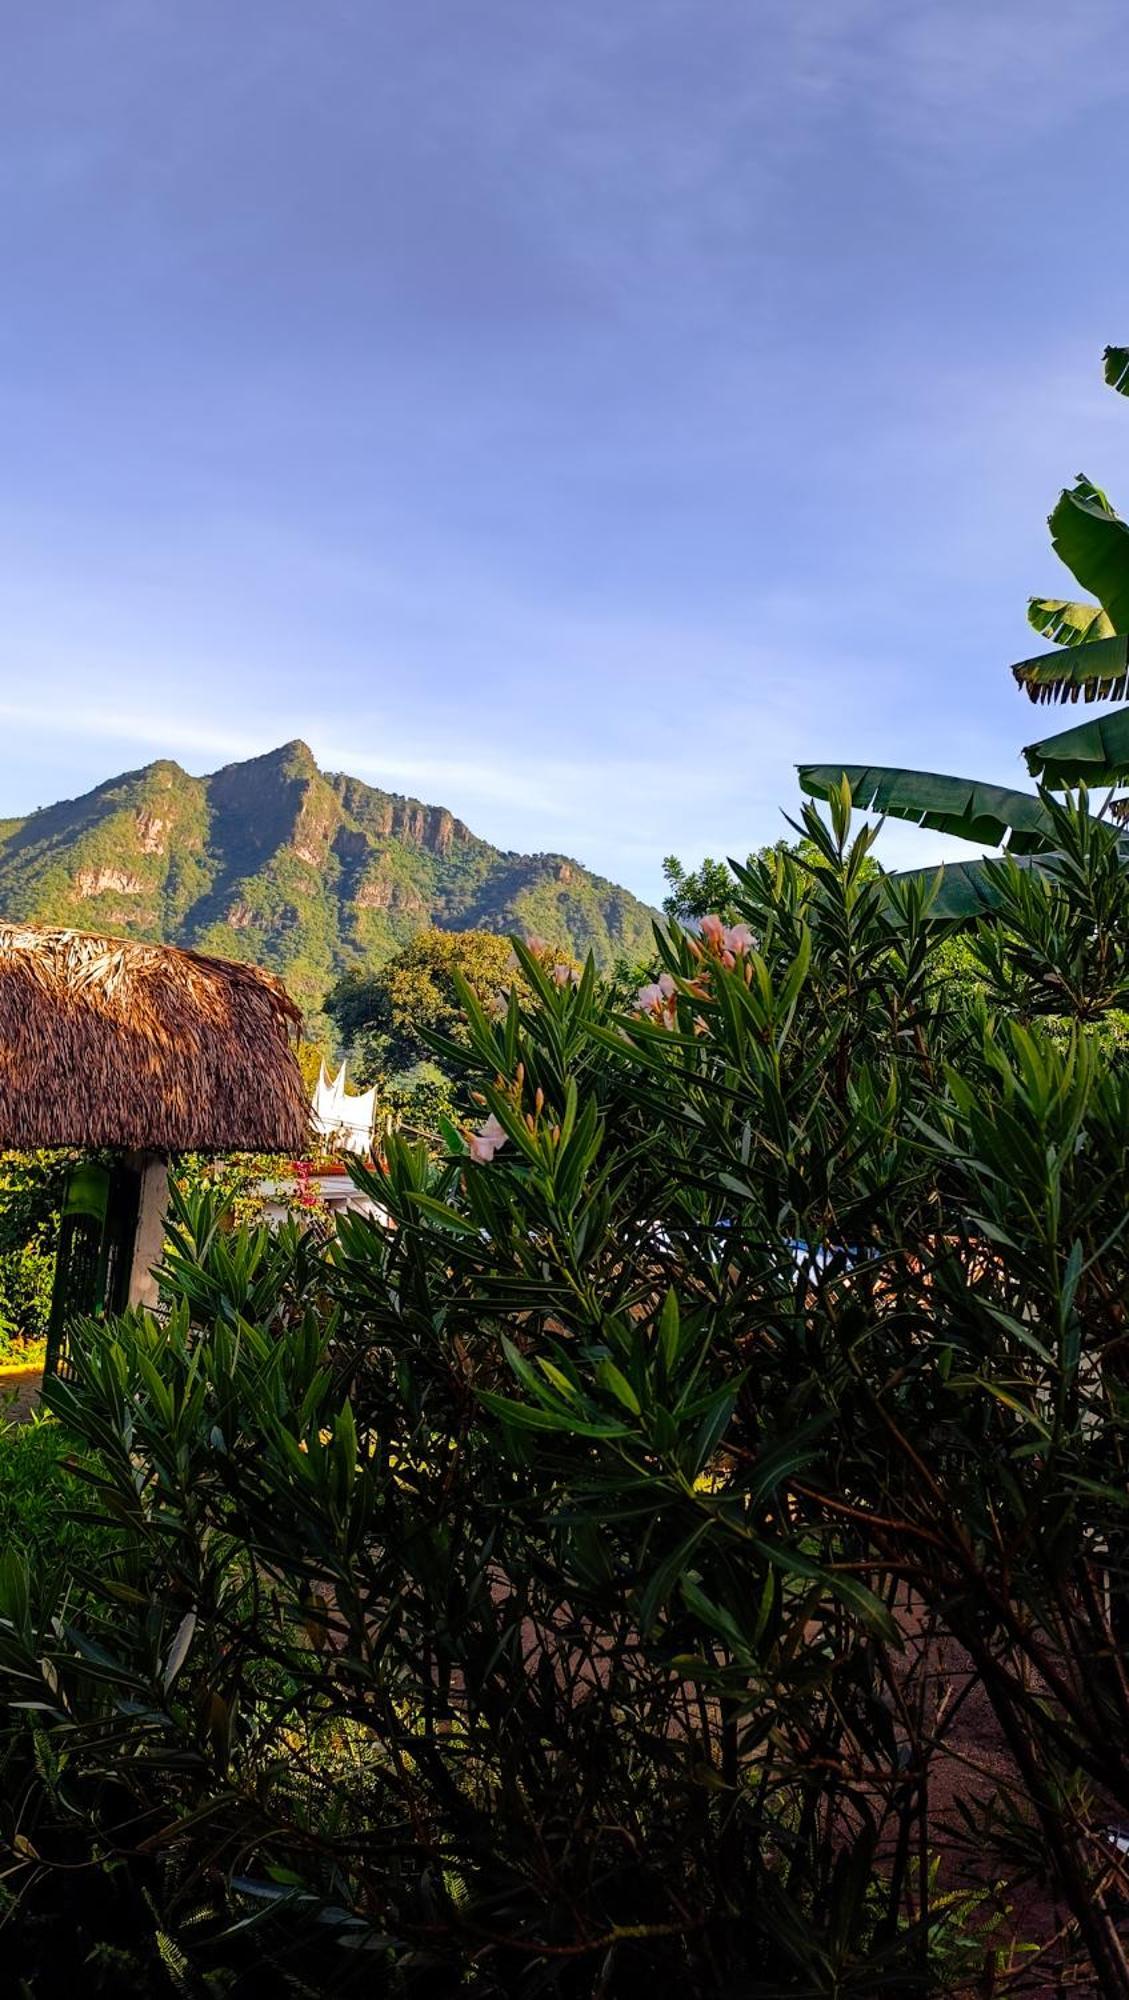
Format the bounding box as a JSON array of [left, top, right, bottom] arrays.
[[0, 742, 658, 1022]]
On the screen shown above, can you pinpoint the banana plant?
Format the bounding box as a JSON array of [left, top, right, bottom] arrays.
[[800, 345, 1129, 911], [1013, 344, 1129, 796], [1024, 346, 1129, 654]]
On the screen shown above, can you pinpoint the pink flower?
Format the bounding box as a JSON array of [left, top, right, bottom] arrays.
[[635, 972, 677, 1027], [525, 934, 549, 955], [467, 1114, 509, 1164], [700, 914, 754, 961], [551, 963, 579, 987], [636, 972, 675, 1008]]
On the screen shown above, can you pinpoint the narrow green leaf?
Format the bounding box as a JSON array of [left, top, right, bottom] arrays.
[[595, 1359, 641, 1416], [407, 1193, 482, 1236], [659, 1289, 681, 1375]]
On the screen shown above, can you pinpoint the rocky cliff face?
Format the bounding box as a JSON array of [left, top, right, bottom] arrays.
[[0, 741, 657, 1020]]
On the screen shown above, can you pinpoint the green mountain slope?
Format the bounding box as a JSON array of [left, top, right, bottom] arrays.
[[0, 742, 657, 1019]]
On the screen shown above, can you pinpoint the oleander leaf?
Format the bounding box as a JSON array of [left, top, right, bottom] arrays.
[[889, 853, 1054, 922]]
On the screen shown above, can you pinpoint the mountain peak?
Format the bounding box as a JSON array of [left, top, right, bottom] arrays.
[[0, 745, 658, 1025], [218, 740, 319, 780], [275, 738, 318, 770]]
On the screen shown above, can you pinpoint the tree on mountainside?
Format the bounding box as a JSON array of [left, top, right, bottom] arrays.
[[801, 344, 1129, 908]]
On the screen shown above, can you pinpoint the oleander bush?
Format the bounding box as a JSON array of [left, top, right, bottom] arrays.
[[1, 789, 1128, 1996]]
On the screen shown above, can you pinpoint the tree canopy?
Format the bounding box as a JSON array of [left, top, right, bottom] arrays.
[[326, 928, 535, 1083]]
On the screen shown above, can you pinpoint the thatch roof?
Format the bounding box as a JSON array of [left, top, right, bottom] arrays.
[[0, 927, 311, 1153]]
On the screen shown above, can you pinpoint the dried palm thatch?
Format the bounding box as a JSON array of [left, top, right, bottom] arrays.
[[0, 926, 311, 1153]]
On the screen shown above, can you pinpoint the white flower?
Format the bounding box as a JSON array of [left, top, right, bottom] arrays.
[[467, 1114, 509, 1164]]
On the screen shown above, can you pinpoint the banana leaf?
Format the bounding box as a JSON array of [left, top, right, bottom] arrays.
[[1047, 477, 1129, 631], [1104, 344, 1129, 395], [1023, 705, 1129, 785], [1011, 630, 1129, 706], [1026, 597, 1114, 650], [797, 766, 1056, 852], [889, 854, 1050, 922]]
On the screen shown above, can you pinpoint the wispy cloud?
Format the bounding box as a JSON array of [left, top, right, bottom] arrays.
[[781, 0, 1127, 148], [0, 687, 791, 856], [1, 0, 1125, 907]]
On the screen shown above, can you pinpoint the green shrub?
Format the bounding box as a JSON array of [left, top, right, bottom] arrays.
[[0, 793, 1127, 1994], [0, 1237, 54, 1359], [0, 1416, 113, 1576], [0, 1151, 70, 1361]]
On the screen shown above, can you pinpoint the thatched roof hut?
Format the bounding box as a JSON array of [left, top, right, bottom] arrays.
[[0, 926, 310, 1154]]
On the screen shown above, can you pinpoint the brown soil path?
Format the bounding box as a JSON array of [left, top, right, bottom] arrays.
[[0, 1366, 43, 1424]]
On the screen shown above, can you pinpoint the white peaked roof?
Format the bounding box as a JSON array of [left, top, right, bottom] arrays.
[[311, 1061, 376, 1155]]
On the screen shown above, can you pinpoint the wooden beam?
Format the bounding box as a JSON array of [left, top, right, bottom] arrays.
[[127, 1154, 169, 1309]]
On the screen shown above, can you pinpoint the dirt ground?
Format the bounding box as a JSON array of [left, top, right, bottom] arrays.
[[886, 1594, 1120, 1995], [0, 1365, 43, 1424]]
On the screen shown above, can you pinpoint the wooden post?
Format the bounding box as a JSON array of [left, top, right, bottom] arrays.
[[127, 1153, 170, 1309]]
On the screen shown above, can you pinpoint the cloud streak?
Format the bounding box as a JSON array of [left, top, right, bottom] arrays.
[[1, 2, 1126, 903]]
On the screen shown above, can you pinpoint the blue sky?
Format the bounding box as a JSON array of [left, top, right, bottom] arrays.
[[2, 0, 1129, 901]]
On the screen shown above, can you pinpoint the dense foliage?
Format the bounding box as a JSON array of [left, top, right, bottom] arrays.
[[0, 1415, 114, 1576], [330, 927, 528, 1073], [1, 788, 1128, 1994], [326, 929, 509, 1137], [327, 928, 568, 1135], [0, 1150, 72, 1359], [661, 840, 864, 925]]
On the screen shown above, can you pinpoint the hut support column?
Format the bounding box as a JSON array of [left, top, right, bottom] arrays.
[[127, 1154, 169, 1310]]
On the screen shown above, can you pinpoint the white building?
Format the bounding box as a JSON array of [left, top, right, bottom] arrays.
[[256, 1060, 388, 1226], [311, 1061, 377, 1154]]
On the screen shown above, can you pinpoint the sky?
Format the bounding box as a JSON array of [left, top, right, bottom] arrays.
[[3, 0, 1129, 902]]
